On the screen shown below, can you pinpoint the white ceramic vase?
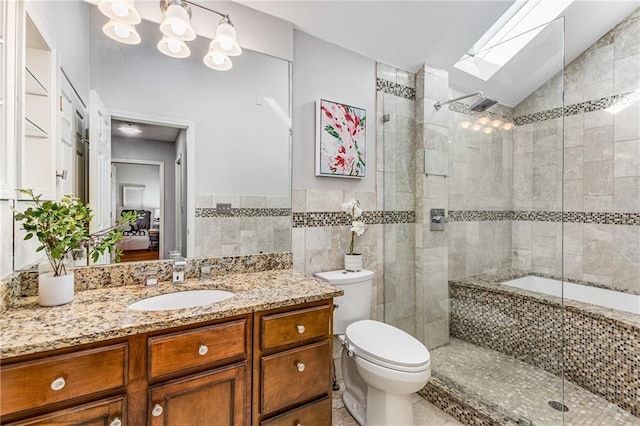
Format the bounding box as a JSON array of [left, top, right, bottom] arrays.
[[38, 259, 74, 306], [344, 254, 363, 272]]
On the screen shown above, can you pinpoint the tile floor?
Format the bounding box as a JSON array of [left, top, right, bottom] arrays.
[[431, 339, 640, 426], [332, 383, 463, 426], [331, 350, 463, 426]]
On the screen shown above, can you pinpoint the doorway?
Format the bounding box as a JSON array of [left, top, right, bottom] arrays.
[[110, 116, 189, 261]]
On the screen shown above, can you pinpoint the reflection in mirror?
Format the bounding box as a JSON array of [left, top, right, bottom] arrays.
[[13, 1, 291, 269]]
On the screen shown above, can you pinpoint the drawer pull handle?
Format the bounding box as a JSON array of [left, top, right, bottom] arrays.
[[297, 324, 305, 334], [296, 362, 305, 372], [198, 344, 209, 356], [152, 404, 164, 417], [50, 377, 66, 391], [110, 418, 122, 426]]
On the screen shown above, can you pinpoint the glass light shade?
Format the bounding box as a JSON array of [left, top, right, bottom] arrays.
[[503, 122, 515, 130], [160, 4, 196, 41], [483, 127, 493, 134], [478, 116, 490, 125], [203, 49, 232, 71], [460, 121, 472, 129], [98, 0, 141, 25], [158, 36, 190, 58], [472, 124, 482, 131], [103, 20, 141, 45], [211, 20, 241, 56], [491, 119, 503, 127]]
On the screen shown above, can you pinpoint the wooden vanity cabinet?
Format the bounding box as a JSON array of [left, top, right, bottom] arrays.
[[253, 300, 334, 425], [1, 299, 335, 426]]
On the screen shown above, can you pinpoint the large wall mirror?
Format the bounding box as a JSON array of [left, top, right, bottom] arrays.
[[13, 1, 292, 270]]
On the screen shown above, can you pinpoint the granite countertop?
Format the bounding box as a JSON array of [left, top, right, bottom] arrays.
[[0, 269, 342, 359]]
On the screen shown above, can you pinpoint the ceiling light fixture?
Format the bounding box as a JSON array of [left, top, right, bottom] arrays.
[[203, 48, 232, 71], [118, 122, 142, 135], [211, 16, 242, 56], [103, 20, 141, 44], [160, 0, 196, 41], [98, 0, 141, 25], [158, 36, 191, 58], [97, 0, 241, 71]]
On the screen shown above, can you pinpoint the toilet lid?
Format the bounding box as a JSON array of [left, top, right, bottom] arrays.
[[345, 320, 430, 371]]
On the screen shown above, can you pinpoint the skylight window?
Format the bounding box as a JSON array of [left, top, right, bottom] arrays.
[[454, 0, 573, 81]]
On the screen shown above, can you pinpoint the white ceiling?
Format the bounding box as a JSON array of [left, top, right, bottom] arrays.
[[236, 0, 639, 106]]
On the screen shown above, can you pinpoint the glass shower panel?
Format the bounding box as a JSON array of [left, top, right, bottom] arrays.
[[430, 17, 566, 425]]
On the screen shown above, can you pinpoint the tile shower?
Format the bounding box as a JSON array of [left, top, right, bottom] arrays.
[[378, 8, 640, 426]]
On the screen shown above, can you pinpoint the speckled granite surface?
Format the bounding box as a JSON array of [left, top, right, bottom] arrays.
[[0, 269, 341, 359]]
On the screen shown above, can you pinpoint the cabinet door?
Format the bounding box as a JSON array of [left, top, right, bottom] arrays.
[[5, 395, 125, 426], [149, 363, 247, 426]]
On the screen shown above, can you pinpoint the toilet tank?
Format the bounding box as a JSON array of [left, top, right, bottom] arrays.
[[314, 269, 374, 334]]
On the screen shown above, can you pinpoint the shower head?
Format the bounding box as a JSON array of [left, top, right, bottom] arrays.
[[470, 97, 498, 112], [433, 91, 498, 112]]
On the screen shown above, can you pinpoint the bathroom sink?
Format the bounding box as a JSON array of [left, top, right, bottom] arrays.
[[128, 290, 235, 311]]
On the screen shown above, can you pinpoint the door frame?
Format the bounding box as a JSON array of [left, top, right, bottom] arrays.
[[109, 109, 195, 258], [111, 158, 165, 258]]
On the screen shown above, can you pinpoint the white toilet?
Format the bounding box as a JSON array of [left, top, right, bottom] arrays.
[[315, 269, 431, 426]]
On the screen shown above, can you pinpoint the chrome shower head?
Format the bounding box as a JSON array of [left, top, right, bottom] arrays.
[[433, 91, 498, 112], [470, 97, 498, 112]]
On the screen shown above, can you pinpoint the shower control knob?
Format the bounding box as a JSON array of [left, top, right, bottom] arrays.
[[297, 324, 305, 334]]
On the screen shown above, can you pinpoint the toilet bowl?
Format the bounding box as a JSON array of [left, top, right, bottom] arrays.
[[341, 320, 431, 425], [314, 270, 431, 426]]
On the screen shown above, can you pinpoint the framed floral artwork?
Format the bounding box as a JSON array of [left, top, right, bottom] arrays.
[[316, 98, 366, 178]]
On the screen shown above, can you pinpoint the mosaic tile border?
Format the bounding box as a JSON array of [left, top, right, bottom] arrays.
[[448, 101, 513, 125], [292, 210, 415, 228], [514, 90, 638, 125], [376, 78, 416, 101], [449, 210, 640, 226], [195, 207, 291, 218]]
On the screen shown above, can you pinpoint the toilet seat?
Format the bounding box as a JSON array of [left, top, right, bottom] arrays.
[[345, 320, 430, 373]]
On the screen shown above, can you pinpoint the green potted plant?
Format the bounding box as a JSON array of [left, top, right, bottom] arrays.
[[14, 189, 136, 306]]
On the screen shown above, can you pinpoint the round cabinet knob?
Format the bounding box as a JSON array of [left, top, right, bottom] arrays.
[[109, 418, 122, 426], [50, 377, 66, 391], [296, 325, 305, 334], [296, 362, 305, 372], [152, 404, 163, 417], [295, 423, 303, 426], [198, 345, 209, 356]]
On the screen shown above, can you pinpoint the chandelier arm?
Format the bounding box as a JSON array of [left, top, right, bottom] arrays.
[[183, 0, 229, 21]]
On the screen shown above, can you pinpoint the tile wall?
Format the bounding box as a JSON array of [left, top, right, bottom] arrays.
[[447, 94, 515, 280], [291, 189, 384, 321], [194, 194, 292, 257], [415, 65, 451, 349], [512, 8, 640, 294], [377, 63, 418, 336]]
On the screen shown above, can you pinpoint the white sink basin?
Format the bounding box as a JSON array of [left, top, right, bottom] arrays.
[[128, 290, 235, 311]]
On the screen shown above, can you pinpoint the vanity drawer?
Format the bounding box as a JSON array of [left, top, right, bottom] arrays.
[[261, 397, 331, 426], [148, 319, 247, 379], [261, 304, 331, 351], [0, 343, 127, 417], [261, 340, 331, 415]]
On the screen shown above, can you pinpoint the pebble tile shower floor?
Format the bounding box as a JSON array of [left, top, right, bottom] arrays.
[[431, 339, 640, 426]]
